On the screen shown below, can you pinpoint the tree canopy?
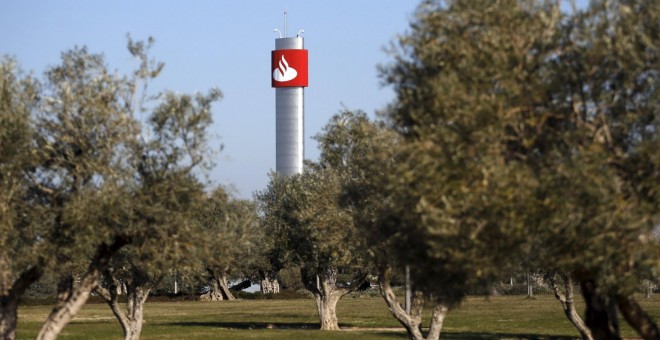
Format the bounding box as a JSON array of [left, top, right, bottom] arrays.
[[0, 38, 223, 340], [377, 0, 659, 338]]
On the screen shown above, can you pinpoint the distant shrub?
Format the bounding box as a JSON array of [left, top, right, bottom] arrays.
[[490, 283, 554, 296], [346, 287, 381, 298], [278, 266, 305, 291], [235, 289, 311, 300]]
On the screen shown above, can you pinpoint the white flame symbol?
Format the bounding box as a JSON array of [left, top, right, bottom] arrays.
[[273, 55, 298, 82]]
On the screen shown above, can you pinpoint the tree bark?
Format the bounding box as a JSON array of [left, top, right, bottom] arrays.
[[0, 263, 42, 340], [318, 291, 342, 330], [95, 279, 130, 339], [36, 269, 100, 340], [216, 274, 234, 301], [0, 299, 18, 340], [616, 294, 660, 340], [578, 277, 621, 340], [377, 264, 447, 340], [36, 236, 128, 340], [123, 285, 150, 340], [426, 304, 449, 340], [300, 267, 342, 330], [201, 270, 235, 301], [259, 270, 280, 294], [300, 266, 366, 331], [548, 272, 593, 340], [96, 271, 155, 340]]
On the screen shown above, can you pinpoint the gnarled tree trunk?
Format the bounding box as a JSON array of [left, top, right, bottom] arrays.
[[259, 270, 280, 294], [300, 266, 366, 331], [0, 299, 18, 340], [36, 237, 128, 340], [616, 294, 660, 340], [378, 264, 448, 340], [36, 270, 100, 340], [216, 274, 234, 300], [0, 263, 42, 340], [318, 290, 343, 330], [547, 272, 593, 340], [124, 285, 149, 340], [578, 276, 621, 340], [95, 273, 153, 340], [200, 270, 234, 301]]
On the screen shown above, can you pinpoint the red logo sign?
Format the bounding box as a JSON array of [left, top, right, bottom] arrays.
[[272, 49, 308, 87]]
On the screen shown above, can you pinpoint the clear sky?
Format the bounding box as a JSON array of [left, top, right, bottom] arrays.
[[1, 1, 416, 198]]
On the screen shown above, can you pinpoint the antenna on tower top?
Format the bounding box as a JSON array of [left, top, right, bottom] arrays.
[[284, 7, 288, 38]]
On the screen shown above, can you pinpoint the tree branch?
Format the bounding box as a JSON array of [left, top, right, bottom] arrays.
[[616, 294, 660, 340], [94, 277, 129, 336], [300, 266, 321, 297], [346, 271, 368, 294], [9, 263, 44, 299], [377, 264, 413, 328]]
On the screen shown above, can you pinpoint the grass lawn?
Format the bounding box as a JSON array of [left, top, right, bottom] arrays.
[[16, 295, 660, 339]]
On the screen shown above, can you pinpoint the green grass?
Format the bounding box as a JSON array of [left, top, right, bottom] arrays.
[[16, 295, 660, 339]]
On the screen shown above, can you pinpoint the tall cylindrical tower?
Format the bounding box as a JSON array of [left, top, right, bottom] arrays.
[[272, 36, 308, 176]]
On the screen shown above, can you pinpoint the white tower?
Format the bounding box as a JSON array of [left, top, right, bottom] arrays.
[[272, 17, 308, 176]]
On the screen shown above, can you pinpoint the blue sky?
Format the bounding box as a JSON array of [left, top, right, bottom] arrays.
[[1, 1, 415, 198]]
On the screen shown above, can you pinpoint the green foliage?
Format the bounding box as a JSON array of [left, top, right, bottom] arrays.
[[1, 37, 224, 340], [378, 0, 659, 313], [277, 266, 304, 291], [31, 45, 142, 270], [1, 44, 143, 304], [0, 58, 44, 281], [381, 0, 563, 300], [316, 110, 401, 267], [94, 37, 222, 304], [257, 166, 365, 276], [295, 166, 361, 269], [253, 173, 297, 278], [523, 0, 660, 295], [196, 187, 262, 279]]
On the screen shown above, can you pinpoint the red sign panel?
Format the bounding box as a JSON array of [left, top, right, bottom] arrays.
[[272, 49, 308, 87]]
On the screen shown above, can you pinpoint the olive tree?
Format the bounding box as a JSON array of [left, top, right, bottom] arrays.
[[94, 173, 207, 340], [526, 1, 660, 337], [252, 179, 290, 295], [197, 189, 261, 301], [26, 45, 142, 340], [374, 1, 559, 336], [93, 74, 220, 339], [0, 58, 44, 340], [0, 37, 223, 340], [315, 109, 450, 340], [256, 167, 367, 330], [380, 0, 659, 339]]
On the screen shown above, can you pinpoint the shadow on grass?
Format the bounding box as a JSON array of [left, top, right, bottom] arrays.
[[164, 322, 576, 339], [162, 322, 406, 338], [442, 333, 577, 340], [163, 321, 319, 330]]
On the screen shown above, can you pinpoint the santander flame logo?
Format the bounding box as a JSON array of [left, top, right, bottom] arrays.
[[271, 49, 308, 87], [273, 55, 298, 82]]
